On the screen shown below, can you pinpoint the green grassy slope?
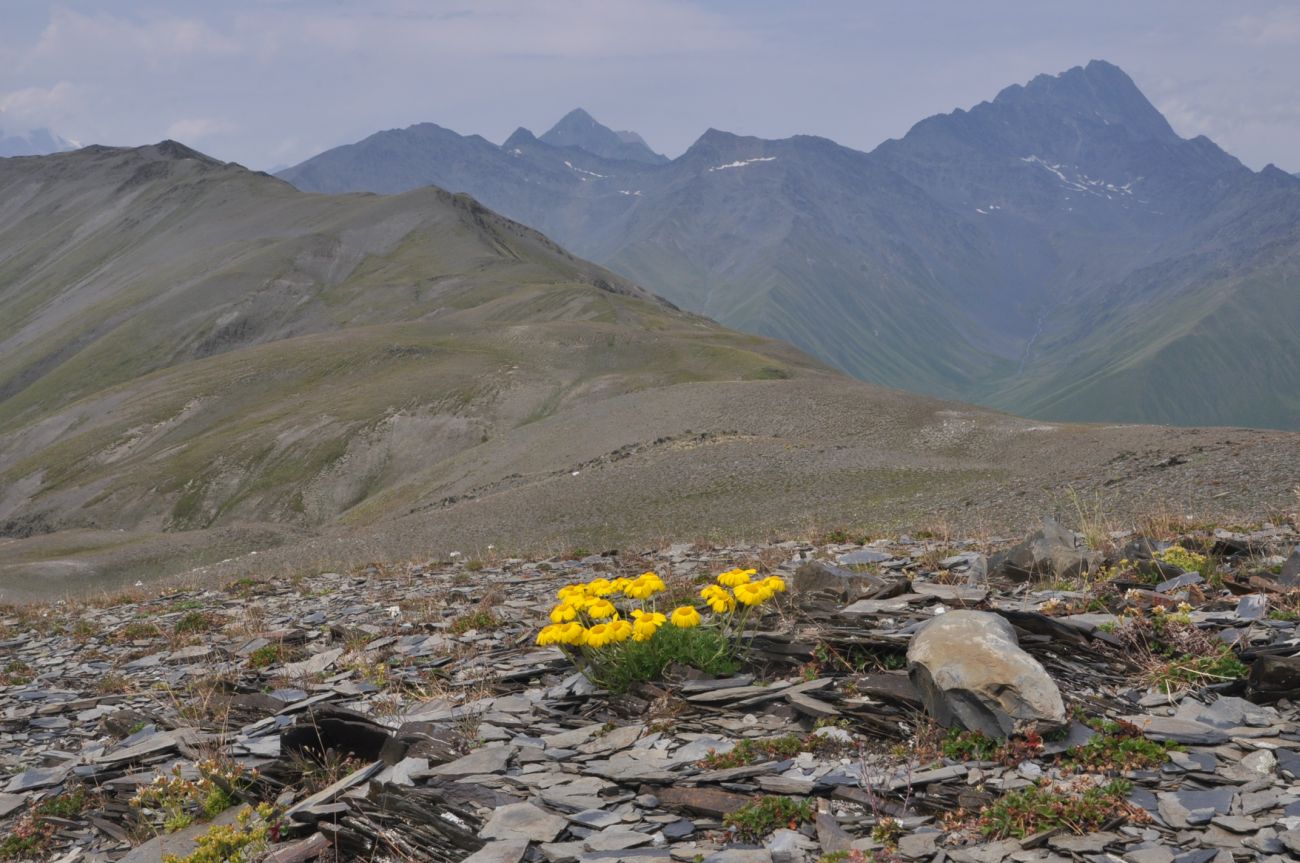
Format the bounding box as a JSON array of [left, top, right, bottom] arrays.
[[0, 143, 824, 536]]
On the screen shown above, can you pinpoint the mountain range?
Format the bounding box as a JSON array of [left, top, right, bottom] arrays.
[[6, 140, 1297, 595], [280, 61, 1300, 431]]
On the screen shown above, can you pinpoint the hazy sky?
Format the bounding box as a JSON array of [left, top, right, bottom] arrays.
[[2, 1, 1298, 172]]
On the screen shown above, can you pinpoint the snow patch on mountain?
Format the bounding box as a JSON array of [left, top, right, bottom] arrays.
[[708, 156, 776, 172]]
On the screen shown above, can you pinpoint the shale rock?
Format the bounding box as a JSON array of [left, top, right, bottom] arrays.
[[793, 559, 886, 600], [906, 610, 1066, 738], [989, 517, 1101, 581]]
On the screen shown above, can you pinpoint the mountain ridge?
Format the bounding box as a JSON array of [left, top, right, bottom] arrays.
[[278, 61, 1300, 430]]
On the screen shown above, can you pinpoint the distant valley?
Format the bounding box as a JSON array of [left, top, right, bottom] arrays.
[[281, 61, 1300, 431]]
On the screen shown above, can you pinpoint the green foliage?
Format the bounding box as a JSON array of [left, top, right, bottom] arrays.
[[978, 779, 1136, 839], [1065, 720, 1176, 772], [131, 761, 251, 835], [587, 624, 737, 693], [163, 804, 278, 863], [940, 728, 1044, 766], [941, 729, 1001, 762], [724, 796, 815, 841], [246, 644, 281, 669], [36, 786, 89, 818], [700, 733, 847, 769], [1151, 647, 1248, 687]]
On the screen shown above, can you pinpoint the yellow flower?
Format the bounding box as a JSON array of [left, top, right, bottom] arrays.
[[550, 603, 578, 623], [632, 619, 660, 641], [762, 576, 786, 594], [586, 622, 614, 648], [626, 572, 665, 600], [609, 577, 632, 595], [586, 598, 617, 619], [587, 578, 614, 596], [716, 568, 752, 588], [557, 584, 588, 603], [536, 624, 563, 646], [631, 609, 667, 625], [608, 619, 633, 643], [670, 606, 702, 628], [701, 585, 735, 613], [558, 622, 587, 645], [734, 582, 767, 606]]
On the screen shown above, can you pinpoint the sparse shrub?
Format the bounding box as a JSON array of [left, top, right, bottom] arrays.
[[465, 559, 485, 572], [724, 795, 815, 841]]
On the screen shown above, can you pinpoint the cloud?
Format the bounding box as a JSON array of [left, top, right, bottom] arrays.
[[0, 81, 82, 130], [165, 117, 240, 143], [1229, 7, 1300, 45]]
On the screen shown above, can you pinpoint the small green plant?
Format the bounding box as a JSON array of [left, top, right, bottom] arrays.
[[163, 803, 279, 863], [1151, 647, 1248, 687], [1064, 720, 1177, 772], [246, 644, 282, 669], [871, 816, 903, 846], [449, 610, 501, 634], [465, 559, 485, 571], [978, 779, 1140, 839], [37, 786, 89, 818], [940, 728, 1043, 766], [724, 796, 815, 841], [941, 728, 1001, 761]]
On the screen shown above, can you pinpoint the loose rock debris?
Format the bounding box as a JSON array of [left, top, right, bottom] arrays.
[[1, 519, 1299, 862]]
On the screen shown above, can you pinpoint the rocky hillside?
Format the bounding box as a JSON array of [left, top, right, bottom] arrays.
[[2, 518, 1299, 862], [279, 62, 1300, 430]]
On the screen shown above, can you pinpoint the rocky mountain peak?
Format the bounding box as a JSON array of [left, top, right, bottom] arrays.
[[540, 107, 667, 164]]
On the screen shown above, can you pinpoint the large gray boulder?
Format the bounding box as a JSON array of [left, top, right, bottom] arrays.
[[906, 610, 1066, 739], [989, 517, 1101, 582]]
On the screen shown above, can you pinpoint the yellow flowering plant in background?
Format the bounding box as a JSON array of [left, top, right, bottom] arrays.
[[536, 568, 785, 691]]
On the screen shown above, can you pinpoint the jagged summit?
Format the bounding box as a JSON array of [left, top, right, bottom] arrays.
[[540, 107, 667, 164]]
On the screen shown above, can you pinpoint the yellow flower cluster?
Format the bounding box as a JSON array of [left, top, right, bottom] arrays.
[[536, 567, 786, 650], [701, 569, 786, 610], [537, 571, 675, 647]]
